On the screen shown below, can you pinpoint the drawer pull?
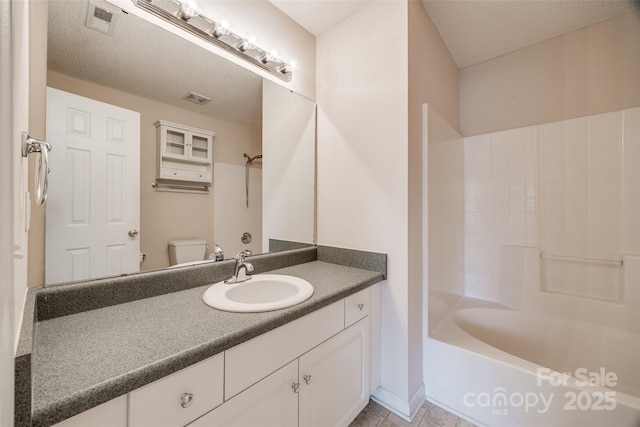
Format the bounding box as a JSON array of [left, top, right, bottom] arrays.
[[303, 374, 312, 385], [180, 392, 194, 408], [292, 382, 300, 393], [357, 303, 365, 311]]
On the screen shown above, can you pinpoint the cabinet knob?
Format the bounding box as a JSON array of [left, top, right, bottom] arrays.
[[357, 303, 365, 311], [303, 374, 312, 385], [292, 382, 300, 393], [180, 392, 194, 408]]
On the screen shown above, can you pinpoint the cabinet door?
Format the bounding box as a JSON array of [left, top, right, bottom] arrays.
[[188, 130, 213, 163], [188, 360, 298, 427], [161, 124, 189, 160], [299, 317, 369, 427]]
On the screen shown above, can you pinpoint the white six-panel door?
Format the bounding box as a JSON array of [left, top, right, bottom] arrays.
[[45, 87, 140, 285]]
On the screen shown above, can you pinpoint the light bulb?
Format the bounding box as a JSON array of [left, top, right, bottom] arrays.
[[177, 0, 201, 20], [237, 39, 252, 52], [211, 22, 228, 38], [278, 63, 292, 74]]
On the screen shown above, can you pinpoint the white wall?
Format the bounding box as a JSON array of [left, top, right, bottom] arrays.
[[317, 0, 422, 419], [1, 0, 30, 423], [262, 79, 315, 250], [108, 0, 316, 101]]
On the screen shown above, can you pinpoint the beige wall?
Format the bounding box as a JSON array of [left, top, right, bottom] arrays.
[[408, 0, 460, 132], [27, 71, 261, 283], [407, 0, 460, 403], [317, 0, 412, 414], [27, 0, 48, 287], [460, 11, 640, 136], [316, 0, 461, 415]]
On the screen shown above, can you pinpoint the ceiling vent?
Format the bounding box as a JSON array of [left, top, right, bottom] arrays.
[[182, 92, 212, 106], [85, 1, 118, 36]]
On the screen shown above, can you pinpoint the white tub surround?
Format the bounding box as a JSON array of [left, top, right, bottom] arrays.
[[425, 106, 640, 426]]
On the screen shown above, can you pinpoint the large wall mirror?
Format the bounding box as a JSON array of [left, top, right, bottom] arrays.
[[40, 0, 315, 286]]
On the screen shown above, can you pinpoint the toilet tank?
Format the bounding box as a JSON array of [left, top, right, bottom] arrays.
[[168, 239, 207, 266]]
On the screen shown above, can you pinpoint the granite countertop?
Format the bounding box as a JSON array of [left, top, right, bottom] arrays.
[[32, 260, 384, 426]]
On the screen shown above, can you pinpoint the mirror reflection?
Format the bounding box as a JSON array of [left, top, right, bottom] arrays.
[[42, 0, 315, 286]]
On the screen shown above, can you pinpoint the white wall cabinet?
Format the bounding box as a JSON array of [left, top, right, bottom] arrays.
[[155, 120, 214, 183]]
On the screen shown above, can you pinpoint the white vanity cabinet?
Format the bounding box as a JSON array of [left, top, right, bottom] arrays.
[[190, 318, 369, 427], [191, 287, 374, 427], [51, 284, 379, 427], [155, 120, 214, 183]]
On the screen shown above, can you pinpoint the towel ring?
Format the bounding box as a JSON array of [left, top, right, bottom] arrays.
[[22, 132, 52, 205]]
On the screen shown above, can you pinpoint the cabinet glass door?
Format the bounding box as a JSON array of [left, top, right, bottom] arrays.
[[190, 132, 211, 162], [165, 128, 187, 158]]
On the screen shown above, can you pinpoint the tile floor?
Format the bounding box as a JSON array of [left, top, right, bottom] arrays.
[[349, 399, 477, 427]]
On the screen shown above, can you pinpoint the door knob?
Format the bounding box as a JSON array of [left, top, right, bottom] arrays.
[[128, 229, 139, 238]]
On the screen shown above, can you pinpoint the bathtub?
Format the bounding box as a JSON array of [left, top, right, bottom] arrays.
[[424, 294, 640, 427]]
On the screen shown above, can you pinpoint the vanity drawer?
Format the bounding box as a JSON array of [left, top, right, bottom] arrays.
[[129, 352, 224, 427], [224, 300, 344, 400], [345, 287, 370, 327]]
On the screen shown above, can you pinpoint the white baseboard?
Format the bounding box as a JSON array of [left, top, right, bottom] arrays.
[[372, 383, 426, 422]]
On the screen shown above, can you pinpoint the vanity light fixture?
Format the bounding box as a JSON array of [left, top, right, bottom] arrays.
[[132, 0, 293, 82]]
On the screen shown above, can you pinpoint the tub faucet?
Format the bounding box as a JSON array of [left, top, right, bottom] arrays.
[[225, 250, 254, 284], [208, 243, 224, 261]]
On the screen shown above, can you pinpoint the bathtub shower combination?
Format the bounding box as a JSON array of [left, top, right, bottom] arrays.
[[425, 106, 640, 427]]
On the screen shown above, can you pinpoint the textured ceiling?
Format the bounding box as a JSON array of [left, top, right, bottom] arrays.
[[422, 0, 639, 68], [48, 0, 262, 127]]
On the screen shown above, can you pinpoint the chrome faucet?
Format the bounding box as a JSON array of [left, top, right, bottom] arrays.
[[225, 250, 254, 284], [208, 243, 224, 261]]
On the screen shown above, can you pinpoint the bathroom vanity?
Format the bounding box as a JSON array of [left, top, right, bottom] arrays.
[[18, 246, 386, 427]]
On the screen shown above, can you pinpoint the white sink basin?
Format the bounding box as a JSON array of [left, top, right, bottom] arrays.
[[202, 274, 314, 312]]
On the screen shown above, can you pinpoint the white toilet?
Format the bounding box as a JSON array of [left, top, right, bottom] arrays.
[[168, 239, 207, 266]]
